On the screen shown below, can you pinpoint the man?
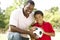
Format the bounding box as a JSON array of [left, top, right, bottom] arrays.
[[8, 1, 37, 40]]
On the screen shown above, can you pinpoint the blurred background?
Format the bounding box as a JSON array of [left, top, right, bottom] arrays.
[[0, 0, 60, 40]]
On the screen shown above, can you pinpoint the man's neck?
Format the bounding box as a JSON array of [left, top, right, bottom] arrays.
[[23, 8, 29, 18]]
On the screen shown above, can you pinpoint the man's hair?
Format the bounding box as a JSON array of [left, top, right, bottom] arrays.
[[25, 0, 35, 6], [34, 10, 43, 17]]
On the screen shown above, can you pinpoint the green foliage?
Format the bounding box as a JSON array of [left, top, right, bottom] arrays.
[[0, 11, 6, 28], [0, 0, 60, 32], [14, 0, 22, 6], [44, 7, 60, 28], [50, 7, 59, 15], [2, 0, 28, 31]]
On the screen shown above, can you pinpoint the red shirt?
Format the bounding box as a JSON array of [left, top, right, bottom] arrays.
[[32, 21, 55, 40]]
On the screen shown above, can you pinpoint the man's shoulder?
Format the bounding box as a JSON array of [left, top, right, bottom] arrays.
[[30, 12, 34, 17], [11, 8, 22, 15], [12, 8, 22, 13]]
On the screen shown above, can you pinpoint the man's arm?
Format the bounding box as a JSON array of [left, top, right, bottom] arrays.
[[10, 25, 29, 34], [9, 25, 38, 39]]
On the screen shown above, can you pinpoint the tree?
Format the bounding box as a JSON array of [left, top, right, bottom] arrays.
[[44, 7, 60, 28], [50, 7, 59, 15], [0, 8, 6, 28], [4, 0, 28, 31]]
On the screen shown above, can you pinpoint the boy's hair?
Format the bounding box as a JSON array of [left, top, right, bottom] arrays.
[[34, 10, 43, 17], [25, 0, 35, 6]]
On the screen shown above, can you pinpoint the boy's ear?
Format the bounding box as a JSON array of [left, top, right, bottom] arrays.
[[42, 16, 44, 18]]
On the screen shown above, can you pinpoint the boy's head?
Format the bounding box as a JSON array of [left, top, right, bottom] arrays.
[[34, 10, 44, 23]]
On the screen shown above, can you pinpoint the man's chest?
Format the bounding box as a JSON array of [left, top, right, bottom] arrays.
[[18, 14, 34, 30]]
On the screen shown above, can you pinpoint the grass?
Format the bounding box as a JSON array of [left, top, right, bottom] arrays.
[[0, 28, 60, 40], [0, 33, 7, 40]]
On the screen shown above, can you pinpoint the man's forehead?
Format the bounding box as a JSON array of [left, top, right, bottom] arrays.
[[25, 3, 31, 7], [25, 3, 34, 8]]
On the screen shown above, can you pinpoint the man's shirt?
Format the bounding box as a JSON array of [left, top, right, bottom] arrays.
[[9, 8, 34, 38]]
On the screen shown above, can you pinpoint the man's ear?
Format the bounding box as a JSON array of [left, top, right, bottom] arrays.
[[23, 5, 25, 8]]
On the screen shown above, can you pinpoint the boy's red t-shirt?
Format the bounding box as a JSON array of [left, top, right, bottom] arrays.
[[32, 21, 55, 40]]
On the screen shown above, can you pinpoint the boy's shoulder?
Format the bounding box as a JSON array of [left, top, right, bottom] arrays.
[[44, 21, 52, 26]]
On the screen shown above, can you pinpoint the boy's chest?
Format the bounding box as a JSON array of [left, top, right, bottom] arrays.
[[41, 25, 50, 32]]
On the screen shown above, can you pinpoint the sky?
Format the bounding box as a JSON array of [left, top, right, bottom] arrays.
[[0, 0, 14, 10], [33, 0, 60, 11], [0, 0, 60, 11]]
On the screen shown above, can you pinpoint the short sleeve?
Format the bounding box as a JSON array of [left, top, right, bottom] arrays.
[[48, 23, 55, 33], [9, 10, 19, 27]]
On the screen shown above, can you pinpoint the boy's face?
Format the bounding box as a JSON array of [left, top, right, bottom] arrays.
[[35, 14, 43, 23]]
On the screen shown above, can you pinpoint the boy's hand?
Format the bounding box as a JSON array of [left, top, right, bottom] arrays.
[[40, 27, 46, 35]]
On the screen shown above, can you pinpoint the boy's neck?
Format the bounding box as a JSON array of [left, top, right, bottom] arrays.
[[38, 21, 44, 26]]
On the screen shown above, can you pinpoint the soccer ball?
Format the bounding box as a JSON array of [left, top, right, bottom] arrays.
[[33, 27, 43, 38]]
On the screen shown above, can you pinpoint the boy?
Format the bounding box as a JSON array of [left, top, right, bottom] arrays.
[[30, 10, 55, 40]]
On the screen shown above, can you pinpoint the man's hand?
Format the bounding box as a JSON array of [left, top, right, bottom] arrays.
[[30, 27, 36, 32], [28, 30, 38, 39], [29, 27, 40, 39]]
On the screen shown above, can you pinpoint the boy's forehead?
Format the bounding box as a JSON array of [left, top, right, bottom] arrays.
[[35, 14, 43, 17], [36, 14, 41, 15]]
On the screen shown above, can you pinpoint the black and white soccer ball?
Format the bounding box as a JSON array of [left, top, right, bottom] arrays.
[[33, 27, 43, 38]]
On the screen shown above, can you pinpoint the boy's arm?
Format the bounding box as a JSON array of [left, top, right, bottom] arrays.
[[43, 32, 55, 36], [43, 22, 55, 36]]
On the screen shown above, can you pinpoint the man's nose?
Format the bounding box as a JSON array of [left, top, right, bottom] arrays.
[[28, 10, 31, 12]]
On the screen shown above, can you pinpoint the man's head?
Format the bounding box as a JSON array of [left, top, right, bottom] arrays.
[[34, 10, 44, 24], [23, 1, 35, 17]]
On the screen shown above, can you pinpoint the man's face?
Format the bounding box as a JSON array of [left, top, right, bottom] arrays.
[[24, 3, 34, 15], [35, 14, 43, 23]]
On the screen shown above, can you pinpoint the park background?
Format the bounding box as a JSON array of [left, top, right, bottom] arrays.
[[0, 0, 60, 40]]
